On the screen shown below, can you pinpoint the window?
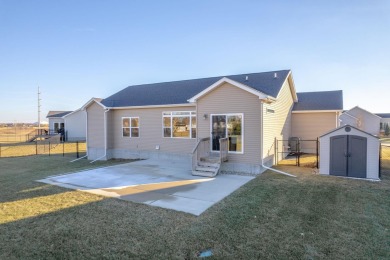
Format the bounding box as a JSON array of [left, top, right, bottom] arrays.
[[163, 111, 196, 138], [122, 117, 139, 137]]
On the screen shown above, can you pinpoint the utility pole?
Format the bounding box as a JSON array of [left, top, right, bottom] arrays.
[[38, 86, 41, 129]]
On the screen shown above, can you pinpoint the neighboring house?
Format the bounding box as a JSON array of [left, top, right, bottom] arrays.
[[291, 91, 343, 153], [82, 70, 343, 174], [47, 110, 87, 141], [63, 109, 87, 141], [339, 106, 381, 136], [376, 113, 390, 134], [46, 111, 72, 133]]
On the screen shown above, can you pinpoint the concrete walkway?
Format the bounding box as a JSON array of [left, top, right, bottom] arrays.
[[38, 159, 255, 216]]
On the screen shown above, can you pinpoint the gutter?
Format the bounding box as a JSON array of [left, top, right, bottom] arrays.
[[91, 108, 110, 163], [260, 102, 296, 177]]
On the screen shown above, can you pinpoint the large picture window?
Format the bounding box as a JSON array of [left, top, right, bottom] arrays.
[[122, 117, 139, 137], [163, 111, 196, 138]]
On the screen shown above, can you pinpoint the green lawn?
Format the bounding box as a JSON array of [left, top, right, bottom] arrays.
[[1, 156, 390, 259]]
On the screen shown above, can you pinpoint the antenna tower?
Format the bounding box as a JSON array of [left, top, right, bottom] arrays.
[[38, 86, 41, 128]]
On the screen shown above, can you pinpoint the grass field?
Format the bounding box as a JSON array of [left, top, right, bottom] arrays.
[[0, 141, 86, 158], [1, 156, 390, 259], [0, 127, 41, 143]]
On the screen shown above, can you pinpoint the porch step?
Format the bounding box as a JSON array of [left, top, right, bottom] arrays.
[[192, 170, 218, 178], [200, 156, 220, 164], [192, 159, 220, 178], [195, 166, 218, 173], [198, 161, 220, 168]]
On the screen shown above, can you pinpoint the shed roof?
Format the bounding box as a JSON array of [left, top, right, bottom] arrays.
[[293, 90, 343, 111], [376, 113, 390, 118], [46, 111, 72, 118], [101, 70, 291, 107], [319, 124, 379, 139]]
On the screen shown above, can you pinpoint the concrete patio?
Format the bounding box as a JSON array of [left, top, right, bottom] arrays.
[[38, 159, 255, 215]]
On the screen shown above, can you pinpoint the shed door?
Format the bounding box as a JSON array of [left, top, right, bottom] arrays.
[[329, 135, 367, 178], [348, 136, 367, 178], [330, 135, 348, 176]]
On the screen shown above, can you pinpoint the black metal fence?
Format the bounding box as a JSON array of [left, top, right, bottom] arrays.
[[275, 138, 319, 168], [0, 140, 86, 159]]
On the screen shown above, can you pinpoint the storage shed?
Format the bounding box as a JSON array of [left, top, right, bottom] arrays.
[[319, 125, 380, 180]]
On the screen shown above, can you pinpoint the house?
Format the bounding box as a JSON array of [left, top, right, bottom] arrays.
[[46, 111, 72, 133], [82, 70, 343, 175], [376, 113, 390, 135], [339, 106, 381, 136], [46, 110, 87, 141], [62, 109, 87, 141]]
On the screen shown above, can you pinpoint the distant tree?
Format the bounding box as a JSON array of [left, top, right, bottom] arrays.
[[385, 123, 390, 136]]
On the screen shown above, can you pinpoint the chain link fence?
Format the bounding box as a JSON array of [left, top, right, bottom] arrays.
[[0, 139, 86, 159], [275, 139, 319, 168]]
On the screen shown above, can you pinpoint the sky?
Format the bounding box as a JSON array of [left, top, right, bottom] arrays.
[[0, 0, 389, 123]]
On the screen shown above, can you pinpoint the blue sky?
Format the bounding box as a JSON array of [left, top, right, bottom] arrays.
[[0, 0, 389, 123]]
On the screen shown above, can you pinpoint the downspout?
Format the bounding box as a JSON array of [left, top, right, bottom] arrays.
[[91, 108, 110, 163], [85, 109, 88, 157], [260, 101, 296, 177]]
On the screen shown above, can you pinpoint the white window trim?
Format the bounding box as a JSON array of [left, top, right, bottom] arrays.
[[162, 111, 196, 139], [210, 113, 244, 154], [122, 116, 140, 138]]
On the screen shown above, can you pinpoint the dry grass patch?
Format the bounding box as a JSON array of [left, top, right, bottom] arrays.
[[0, 141, 86, 158], [278, 153, 318, 168]]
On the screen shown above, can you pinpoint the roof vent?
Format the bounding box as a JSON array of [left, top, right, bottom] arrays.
[[274, 72, 278, 78], [245, 76, 248, 81]]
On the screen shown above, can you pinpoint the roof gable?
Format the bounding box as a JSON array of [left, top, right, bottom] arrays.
[[101, 70, 291, 108], [81, 98, 105, 110], [293, 90, 343, 111], [343, 106, 381, 119], [187, 77, 270, 102], [320, 124, 379, 139]]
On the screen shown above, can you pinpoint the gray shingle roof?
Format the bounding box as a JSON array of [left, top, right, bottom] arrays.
[[46, 111, 72, 118], [293, 90, 343, 111], [376, 113, 390, 118], [101, 70, 291, 107]]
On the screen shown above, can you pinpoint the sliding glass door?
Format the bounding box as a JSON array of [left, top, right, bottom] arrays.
[[211, 114, 243, 153], [211, 115, 226, 151]]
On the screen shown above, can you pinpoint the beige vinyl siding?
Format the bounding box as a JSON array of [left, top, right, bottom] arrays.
[[292, 112, 338, 153], [87, 102, 105, 149], [110, 106, 196, 154], [197, 82, 261, 164], [262, 80, 294, 164]]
